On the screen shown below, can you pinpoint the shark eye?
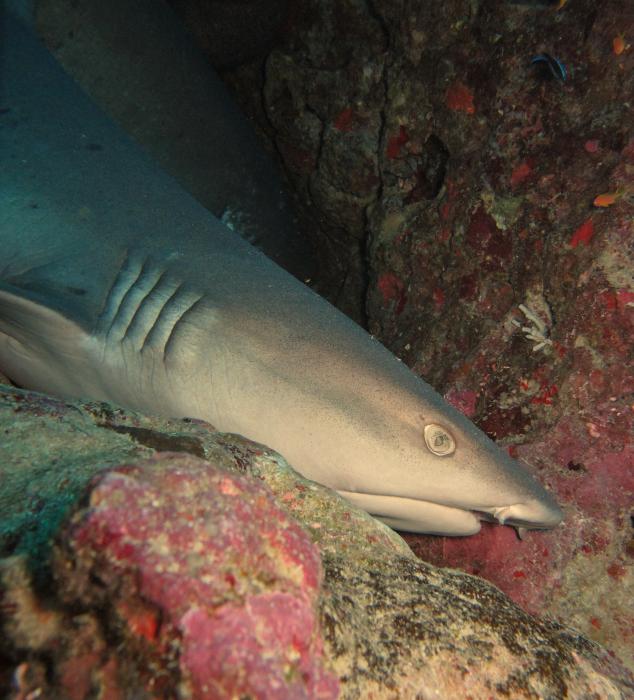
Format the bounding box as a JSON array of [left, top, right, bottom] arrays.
[[423, 424, 456, 456]]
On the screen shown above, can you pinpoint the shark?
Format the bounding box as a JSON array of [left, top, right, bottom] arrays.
[[0, 11, 563, 536]]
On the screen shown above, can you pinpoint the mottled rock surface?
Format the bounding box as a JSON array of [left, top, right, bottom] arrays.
[[1, 385, 633, 698], [191, 0, 633, 670]]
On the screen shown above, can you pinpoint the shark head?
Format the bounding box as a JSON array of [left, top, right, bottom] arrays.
[[1, 4, 563, 542], [226, 312, 565, 537], [334, 404, 564, 536], [321, 378, 563, 536]]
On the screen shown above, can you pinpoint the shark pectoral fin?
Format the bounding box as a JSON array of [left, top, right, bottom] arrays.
[[0, 284, 86, 345], [337, 490, 481, 536], [0, 284, 92, 386]]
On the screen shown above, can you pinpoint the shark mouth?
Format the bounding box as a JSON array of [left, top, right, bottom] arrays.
[[337, 490, 563, 537]]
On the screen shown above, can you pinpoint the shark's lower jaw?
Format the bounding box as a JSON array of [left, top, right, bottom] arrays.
[[337, 491, 564, 537], [337, 490, 481, 536]]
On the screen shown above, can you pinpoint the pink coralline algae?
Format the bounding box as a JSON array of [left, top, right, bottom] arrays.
[[377, 272, 407, 315], [445, 81, 476, 114], [444, 388, 478, 418], [386, 125, 409, 159], [59, 453, 339, 700], [570, 218, 595, 248], [465, 206, 513, 270], [333, 107, 355, 132], [180, 593, 326, 700], [510, 160, 534, 187]]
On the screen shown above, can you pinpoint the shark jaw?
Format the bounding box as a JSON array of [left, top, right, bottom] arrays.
[[337, 490, 564, 536]]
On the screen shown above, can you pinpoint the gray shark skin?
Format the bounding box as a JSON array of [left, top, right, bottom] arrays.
[[31, 0, 315, 281], [0, 13, 563, 536]]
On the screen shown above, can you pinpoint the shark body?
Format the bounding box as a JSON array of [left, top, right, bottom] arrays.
[[0, 13, 563, 535]]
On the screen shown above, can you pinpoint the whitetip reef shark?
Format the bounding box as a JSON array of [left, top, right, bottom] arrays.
[[0, 10, 563, 536]]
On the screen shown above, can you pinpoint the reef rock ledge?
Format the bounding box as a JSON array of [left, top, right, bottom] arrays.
[[0, 384, 632, 699]]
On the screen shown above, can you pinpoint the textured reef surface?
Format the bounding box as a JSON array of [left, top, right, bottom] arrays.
[[1, 385, 633, 698]]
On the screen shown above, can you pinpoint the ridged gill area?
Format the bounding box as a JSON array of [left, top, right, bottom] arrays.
[[96, 250, 203, 359]]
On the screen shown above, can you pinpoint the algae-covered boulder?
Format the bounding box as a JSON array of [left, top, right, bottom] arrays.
[[1, 385, 633, 699]]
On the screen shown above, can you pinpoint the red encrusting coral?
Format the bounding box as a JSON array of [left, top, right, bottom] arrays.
[[56, 454, 339, 699], [445, 81, 476, 114]]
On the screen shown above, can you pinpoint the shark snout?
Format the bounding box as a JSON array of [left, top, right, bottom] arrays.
[[487, 497, 564, 531], [332, 417, 565, 536]]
